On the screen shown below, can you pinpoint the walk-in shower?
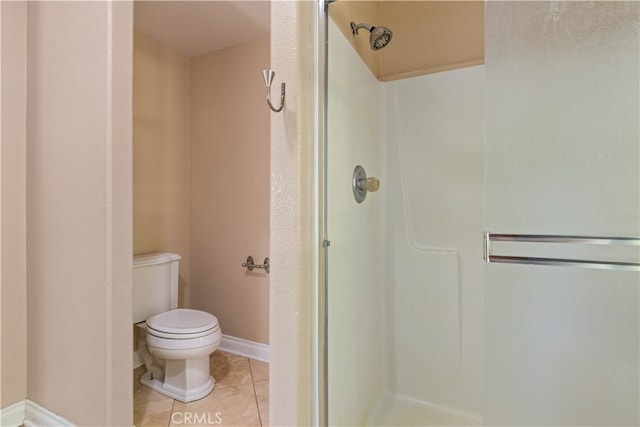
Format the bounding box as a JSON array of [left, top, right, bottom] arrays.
[[317, 1, 640, 426]]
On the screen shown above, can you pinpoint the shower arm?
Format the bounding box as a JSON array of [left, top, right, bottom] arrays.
[[351, 22, 373, 35]]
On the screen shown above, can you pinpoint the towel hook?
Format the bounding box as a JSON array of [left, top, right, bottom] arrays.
[[262, 69, 285, 113]]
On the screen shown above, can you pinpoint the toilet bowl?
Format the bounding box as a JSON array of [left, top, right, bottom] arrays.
[[139, 308, 222, 402], [133, 252, 222, 403]]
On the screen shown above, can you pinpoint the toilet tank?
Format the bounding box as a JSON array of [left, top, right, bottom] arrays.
[[132, 252, 181, 323]]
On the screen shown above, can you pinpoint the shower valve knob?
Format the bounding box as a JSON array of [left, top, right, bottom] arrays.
[[364, 177, 380, 192], [352, 165, 380, 203]]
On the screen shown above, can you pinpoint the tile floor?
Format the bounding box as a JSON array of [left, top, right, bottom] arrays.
[[134, 351, 269, 427]]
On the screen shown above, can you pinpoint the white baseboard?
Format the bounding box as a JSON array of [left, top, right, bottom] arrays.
[[218, 334, 269, 363], [1, 399, 74, 427], [0, 400, 25, 427], [133, 334, 269, 370], [24, 399, 74, 427]]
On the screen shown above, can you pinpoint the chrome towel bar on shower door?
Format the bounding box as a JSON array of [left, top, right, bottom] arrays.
[[484, 232, 640, 271]]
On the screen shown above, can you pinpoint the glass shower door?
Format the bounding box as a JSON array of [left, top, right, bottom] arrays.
[[325, 6, 383, 425], [483, 2, 640, 425]]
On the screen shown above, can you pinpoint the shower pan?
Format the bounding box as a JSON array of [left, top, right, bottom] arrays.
[[317, 1, 640, 426]]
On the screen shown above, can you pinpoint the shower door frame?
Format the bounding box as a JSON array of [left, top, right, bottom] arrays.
[[316, 0, 384, 424], [315, 2, 384, 425], [314, 1, 331, 426]]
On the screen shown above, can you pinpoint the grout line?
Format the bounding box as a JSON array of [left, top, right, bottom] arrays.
[[168, 399, 174, 427], [248, 358, 264, 427]]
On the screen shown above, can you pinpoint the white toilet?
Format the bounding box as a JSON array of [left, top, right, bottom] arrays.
[[133, 252, 221, 402]]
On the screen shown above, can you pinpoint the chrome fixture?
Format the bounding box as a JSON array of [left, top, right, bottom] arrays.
[[261, 69, 285, 113], [352, 165, 380, 203], [242, 255, 270, 274], [484, 232, 640, 271], [350, 22, 393, 50]]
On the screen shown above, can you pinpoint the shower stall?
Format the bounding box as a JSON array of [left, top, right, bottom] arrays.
[[317, 1, 640, 426]]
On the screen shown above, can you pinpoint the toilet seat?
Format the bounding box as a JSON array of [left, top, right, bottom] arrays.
[[147, 309, 219, 340]]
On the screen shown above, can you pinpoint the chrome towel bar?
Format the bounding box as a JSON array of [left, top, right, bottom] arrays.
[[484, 232, 640, 271], [486, 233, 640, 245]]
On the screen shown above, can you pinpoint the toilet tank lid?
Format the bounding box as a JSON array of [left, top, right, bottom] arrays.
[[133, 252, 181, 268]]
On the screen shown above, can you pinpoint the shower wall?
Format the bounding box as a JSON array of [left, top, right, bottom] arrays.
[[328, 17, 484, 425], [380, 65, 484, 421]]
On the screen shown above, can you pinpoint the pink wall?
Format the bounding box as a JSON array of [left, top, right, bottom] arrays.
[[25, 2, 132, 424], [133, 32, 270, 345], [190, 36, 270, 344], [1, 0, 27, 409], [133, 30, 192, 307]]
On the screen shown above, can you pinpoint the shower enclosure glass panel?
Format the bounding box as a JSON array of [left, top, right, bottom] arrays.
[[326, 11, 383, 426], [484, 2, 640, 425]]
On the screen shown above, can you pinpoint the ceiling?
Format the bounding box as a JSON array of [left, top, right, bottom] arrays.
[[134, 1, 270, 57], [330, 1, 484, 81]]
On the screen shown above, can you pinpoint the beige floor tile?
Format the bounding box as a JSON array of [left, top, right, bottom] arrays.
[[134, 366, 174, 405], [211, 351, 253, 389], [249, 359, 269, 383], [253, 380, 269, 427], [134, 352, 269, 427], [170, 384, 261, 427], [134, 397, 174, 427]]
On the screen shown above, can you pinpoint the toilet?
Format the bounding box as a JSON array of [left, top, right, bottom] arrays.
[[133, 252, 221, 403]]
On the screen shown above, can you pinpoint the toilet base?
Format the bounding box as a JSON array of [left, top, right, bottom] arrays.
[[140, 370, 215, 403]]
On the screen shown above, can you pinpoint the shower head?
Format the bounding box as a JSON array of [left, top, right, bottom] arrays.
[[350, 22, 393, 50]]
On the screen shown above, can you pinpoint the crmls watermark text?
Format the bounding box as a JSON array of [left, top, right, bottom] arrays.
[[171, 411, 223, 425]]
